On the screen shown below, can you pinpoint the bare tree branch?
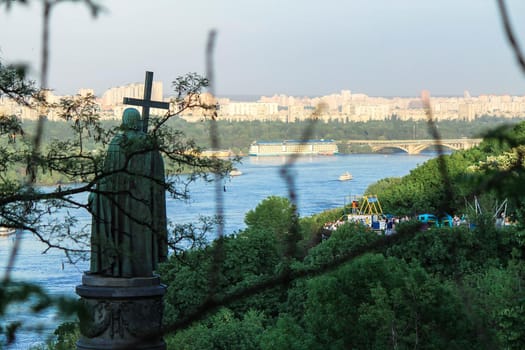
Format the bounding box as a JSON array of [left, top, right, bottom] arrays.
[[496, 0, 525, 75]]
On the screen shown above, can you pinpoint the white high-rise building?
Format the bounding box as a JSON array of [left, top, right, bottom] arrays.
[[101, 81, 163, 110]]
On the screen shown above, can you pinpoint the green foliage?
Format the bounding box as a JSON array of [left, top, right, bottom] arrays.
[[364, 176, 402, 200], [159, 227, 284, 326], [165, 308, 265, 350], [30, 322, 80, 350], [302, 222, 379, 268], [160, 249, 211, 325], [302, 254, 478, 349], [464, 123, 525, 224], [158, 190, 525, 349], [297, 207, 344, 252], [260, 314, 314, 350], [55, 93, 107, 153], [385, 225, 479, 278], [366, 152, 471, 216], [163, 117, 522, 154], [0, 61, 38, 105], [280, 222, 380, 322], [461, 261, 525, 349], [244, 196, 296, 237], [157, 119, 525, 347], [244, 196, 302, 259], [52, 322, 80, 349], [365, 125, 525, 217]]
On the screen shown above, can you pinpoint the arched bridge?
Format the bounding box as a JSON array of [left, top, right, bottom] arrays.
[[343, 138, 483, 155]]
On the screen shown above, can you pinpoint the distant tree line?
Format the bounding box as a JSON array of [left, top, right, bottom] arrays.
[[166, 116, 525, 154], [20, 116, 524, 157], [9, 116, 522, 186]]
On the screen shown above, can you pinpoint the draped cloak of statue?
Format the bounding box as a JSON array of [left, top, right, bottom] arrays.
[[89, 108, 168, 277]]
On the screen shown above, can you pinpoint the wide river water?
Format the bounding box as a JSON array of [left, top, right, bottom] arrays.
[[0, 153, 434, 349]]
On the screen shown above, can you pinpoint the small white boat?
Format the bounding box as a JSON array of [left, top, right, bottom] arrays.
[[0, 227, 16, 236], [338, 171, 353, 181], [229, 169, 243, 177]]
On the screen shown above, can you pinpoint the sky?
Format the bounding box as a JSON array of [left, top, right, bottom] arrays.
[[1, 0, 525, 98]]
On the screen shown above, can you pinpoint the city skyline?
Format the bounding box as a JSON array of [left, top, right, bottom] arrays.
[[1, 1, 525, 97], [4, 79, 524, 124]]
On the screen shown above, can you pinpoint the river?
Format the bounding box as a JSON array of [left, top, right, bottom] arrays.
[[0, 153, 434, 349]]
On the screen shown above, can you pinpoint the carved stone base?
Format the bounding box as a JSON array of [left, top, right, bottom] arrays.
[[76, 274, 166, 350]]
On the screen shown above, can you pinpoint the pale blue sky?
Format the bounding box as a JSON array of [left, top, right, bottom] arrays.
[[1, 0, 525, 97]]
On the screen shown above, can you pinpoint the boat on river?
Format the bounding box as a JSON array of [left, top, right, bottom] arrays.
[[318, 150, 336, 156], [0, 227, 15, 236], [229, 169, 243, 177], [338, 171, 353, 181], [200, 149, 233, 158], [249, 139, 339, 156]]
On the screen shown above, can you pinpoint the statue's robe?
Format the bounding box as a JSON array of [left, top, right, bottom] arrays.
[[90, 129, 167, 277]]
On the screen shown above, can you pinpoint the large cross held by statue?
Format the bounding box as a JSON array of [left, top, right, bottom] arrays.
[[123, 71, 170, 132]]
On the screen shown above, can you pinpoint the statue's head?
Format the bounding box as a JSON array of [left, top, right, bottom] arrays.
[[122, 108, 142, 131]]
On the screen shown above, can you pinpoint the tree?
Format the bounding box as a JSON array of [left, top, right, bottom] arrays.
[[244, 196, 302, 258], [165, 308, 265, 350], [245, 196, 296, 235], [301, 254, 479, 349]]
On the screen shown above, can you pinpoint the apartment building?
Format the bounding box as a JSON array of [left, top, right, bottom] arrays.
[[3, 85, 525, 123]]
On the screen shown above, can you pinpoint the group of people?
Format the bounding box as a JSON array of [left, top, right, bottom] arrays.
[[322, 210, 513, 241], [322, 214, 411, 236], [452, 214, 462, 226], [384, 215, 412, 235], [495, 212, 510, 229]]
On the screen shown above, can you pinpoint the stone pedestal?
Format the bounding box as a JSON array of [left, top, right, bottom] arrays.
[[76, 274, 166, 350]]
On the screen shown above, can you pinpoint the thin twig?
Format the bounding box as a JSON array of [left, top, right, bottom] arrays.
[[205, 29, 225, 300], [496, 0, 525, 75], [421, 92, 453, 217]]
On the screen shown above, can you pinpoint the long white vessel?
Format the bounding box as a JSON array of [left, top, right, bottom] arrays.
[[248, 139, 338, 156]]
